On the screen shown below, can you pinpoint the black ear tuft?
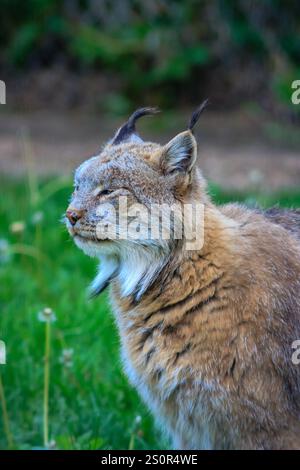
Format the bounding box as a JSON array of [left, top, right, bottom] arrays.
[[112, 107, 160, 145], [126, 107, 160, 132], [188, 99, 209, 132]]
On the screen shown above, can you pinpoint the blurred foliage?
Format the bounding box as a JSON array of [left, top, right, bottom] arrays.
[[0, 176, 165, 450], [0, 0, 300, 109]]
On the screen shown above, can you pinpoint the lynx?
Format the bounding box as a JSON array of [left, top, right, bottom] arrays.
[[65, 105, 300, 449]]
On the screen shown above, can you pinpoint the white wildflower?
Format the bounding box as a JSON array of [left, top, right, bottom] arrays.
[[31, 211, 44, 224], [134, 415, 142, 425], [38, 307, 56, 323], [10, 221, 26, 234], [47, 439, 56, 450], [59, 348, 74, 368]]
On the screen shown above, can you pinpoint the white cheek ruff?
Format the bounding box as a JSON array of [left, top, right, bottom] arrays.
[[73, 236, 120, 297], [74, 236, 101, 258], [89, 255, 119, 297], [117, 243, 169, 301], [74, 234, 170, 300]]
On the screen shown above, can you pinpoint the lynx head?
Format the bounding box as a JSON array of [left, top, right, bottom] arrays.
[[65, 102, 208, 300]]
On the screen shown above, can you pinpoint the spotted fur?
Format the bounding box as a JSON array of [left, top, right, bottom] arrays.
[[66, 108, 300, 449]]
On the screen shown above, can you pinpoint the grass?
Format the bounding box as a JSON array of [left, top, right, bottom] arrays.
[[0, 175, 300, 450]]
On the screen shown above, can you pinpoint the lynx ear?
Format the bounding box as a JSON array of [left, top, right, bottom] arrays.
[[161, 131, 197, 174], [160, 100, 208, 175]]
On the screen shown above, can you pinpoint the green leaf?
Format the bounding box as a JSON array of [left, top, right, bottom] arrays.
[[7, 23, 41, 65]]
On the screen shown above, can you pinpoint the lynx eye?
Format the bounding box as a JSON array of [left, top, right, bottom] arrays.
[[93, 186, 114, 198], [72, 183, 79, 196], [99, 189, 112, 196]]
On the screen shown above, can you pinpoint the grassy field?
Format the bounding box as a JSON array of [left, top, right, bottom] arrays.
[[1, 176, 300, 450]]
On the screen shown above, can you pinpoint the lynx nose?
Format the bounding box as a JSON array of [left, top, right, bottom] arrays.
[[66, 208, 84, 226]]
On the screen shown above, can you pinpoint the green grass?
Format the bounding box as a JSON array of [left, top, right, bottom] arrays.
[[0, 176, 299, 450]]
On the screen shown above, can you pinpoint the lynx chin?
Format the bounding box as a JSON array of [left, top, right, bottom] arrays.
[[65, 104, 300, 450]]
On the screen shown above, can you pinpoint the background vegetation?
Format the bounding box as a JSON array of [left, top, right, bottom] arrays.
[[0, 0, 300, 114]]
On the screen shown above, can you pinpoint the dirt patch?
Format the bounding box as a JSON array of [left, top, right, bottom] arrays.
[[0, 108, 299, 190]]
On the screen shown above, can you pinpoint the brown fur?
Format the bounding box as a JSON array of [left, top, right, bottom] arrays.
[[66, 109, 300, 449]]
